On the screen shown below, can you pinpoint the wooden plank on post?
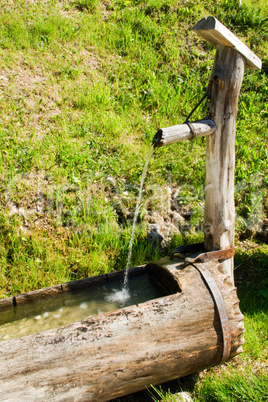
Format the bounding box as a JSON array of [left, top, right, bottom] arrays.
[[193, 16, 262, 70], [192, 17, 261, 283]]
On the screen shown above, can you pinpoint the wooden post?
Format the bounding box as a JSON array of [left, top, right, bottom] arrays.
[[193, 17, 261, 283]]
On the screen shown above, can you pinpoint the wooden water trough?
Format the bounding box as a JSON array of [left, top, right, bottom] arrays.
[[0, 16, 262, 401]]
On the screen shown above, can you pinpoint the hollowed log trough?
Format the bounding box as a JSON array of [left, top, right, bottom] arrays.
[[0, 258, 244, 401]]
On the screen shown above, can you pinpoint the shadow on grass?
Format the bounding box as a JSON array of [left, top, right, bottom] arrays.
[[110, 376, 195, 402], [234, 243, 268, 315]]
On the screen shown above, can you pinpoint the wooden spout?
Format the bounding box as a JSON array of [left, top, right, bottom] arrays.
[[153, 118, 216, 147]]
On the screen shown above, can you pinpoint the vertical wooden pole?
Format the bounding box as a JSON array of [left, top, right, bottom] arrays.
[[193, 16, 261, 284], [204, 46, 245, 283]]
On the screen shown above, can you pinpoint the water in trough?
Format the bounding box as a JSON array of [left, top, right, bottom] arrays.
[[0, 147, 156, 341], [0, 270, 168, 341]]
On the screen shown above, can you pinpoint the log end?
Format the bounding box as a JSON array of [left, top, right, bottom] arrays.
[[153, 129, 164, 148]]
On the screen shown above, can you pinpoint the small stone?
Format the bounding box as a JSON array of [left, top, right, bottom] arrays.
[[174, 391, 193, 402], [170, 210, 185, 226], [106, 176, 116, 187], [147, 224, 164, 246]]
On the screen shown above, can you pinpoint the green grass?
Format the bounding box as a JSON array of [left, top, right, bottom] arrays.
[[194, 367, 268, 402], [0, 0, 267, 399]]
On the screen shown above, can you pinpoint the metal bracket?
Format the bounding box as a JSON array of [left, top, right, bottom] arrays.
[[185, 247, 235, 264], [171, 243, 235, 262], [171, 243, 233, 363], [184, 120, 198, 139]]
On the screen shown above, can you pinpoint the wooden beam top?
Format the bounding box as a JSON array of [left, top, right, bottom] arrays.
[[193, 16, 262, 70]]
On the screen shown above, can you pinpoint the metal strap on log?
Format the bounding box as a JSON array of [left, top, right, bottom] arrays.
[[171, 244, 234, 363], [171, 243, 235, 263], [190, 261, 231, 363]]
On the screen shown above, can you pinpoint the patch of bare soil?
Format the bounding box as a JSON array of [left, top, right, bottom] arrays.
[[0, 63, 61, 137]]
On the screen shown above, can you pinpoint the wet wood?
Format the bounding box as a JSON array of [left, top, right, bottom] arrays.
[[153, 119, 216, 147], [0, 259, 244, 401]]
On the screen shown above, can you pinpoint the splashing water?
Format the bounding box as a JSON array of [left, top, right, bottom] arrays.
[[0, 272, 168, 341], [0, 147, 156, 341], [106, 145, 154, 304], [105, 286, 130, 304]]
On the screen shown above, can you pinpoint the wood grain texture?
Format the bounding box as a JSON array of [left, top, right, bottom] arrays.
[[193, 16, 261, 70], [0, 259, 244, 401], [153, 119, 216, 147], [204, 46, 245, 284]]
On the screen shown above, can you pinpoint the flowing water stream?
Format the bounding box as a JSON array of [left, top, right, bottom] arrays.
[[106, 145, 154, 304], [0, 146, 156, 340], [125, 145, 154, 274]]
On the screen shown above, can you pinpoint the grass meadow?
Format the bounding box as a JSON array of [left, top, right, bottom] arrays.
[[0, 0, 267, 400]]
